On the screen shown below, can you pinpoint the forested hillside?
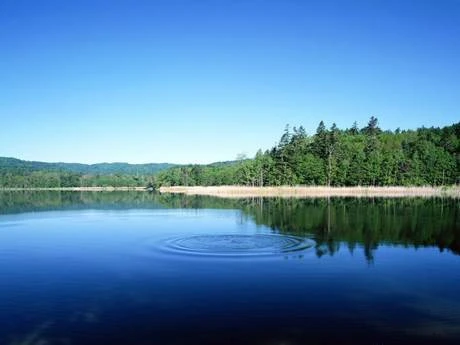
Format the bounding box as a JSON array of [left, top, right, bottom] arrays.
[[0, 158, 174, 188], [156, 118, 459, 187], [0, 157, 175, 175]]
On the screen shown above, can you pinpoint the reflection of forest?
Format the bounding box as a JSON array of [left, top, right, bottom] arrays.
[[236, 197, 460, 261], [1, 191, 458, 260]]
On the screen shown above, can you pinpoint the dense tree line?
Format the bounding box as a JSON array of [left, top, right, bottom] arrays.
[[0, 170, 153, 188], [0, 158, 163, 188], [156, 118, 459, 187]]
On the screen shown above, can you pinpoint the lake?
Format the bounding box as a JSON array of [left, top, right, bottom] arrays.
[[0, 191, 459, 345]]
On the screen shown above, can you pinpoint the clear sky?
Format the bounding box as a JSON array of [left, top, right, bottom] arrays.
[[1, 0, 459, 164]]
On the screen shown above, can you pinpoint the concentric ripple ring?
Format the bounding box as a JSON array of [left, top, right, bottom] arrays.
[[160, 234, 315, 257]]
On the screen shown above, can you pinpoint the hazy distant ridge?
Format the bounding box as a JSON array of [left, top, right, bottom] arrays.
[[0, 157, 177, 175]]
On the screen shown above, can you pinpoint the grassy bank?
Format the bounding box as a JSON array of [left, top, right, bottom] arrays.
[[159, 185, 460, 198]]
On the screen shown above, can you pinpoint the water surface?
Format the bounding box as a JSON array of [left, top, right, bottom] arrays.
[[0, 191, 459, 344]]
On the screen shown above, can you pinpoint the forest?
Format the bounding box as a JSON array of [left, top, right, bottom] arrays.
[[0, 118, 459, 188], [0, 157, 169, 188], [155, 117, 459, 187]]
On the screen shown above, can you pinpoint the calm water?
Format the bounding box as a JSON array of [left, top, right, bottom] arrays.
[[0, 192, 459, 345]]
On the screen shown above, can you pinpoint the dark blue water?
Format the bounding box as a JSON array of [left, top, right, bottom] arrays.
[[0, 193, 459, 344]]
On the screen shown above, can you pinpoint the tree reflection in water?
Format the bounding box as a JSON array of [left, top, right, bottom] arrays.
[[1, 191, 458, 262]]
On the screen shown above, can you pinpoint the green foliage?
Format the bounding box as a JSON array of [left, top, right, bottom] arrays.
[[1, 119, 458, 188], [155, 119, 459, 187], [0, 158, 173, 188], [0, 157, 175, 175], [0, 170, 153, 188]]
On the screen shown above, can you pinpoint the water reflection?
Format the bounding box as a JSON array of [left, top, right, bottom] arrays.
[[238, 196, 460, 261], [0, 191, 459, 262], [1, 191, 459, 345]]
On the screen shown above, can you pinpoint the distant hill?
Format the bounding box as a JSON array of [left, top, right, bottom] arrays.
[[207, 160, 242, 167], [0, 157, 177, 175]]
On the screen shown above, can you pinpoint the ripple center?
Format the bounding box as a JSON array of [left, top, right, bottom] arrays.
[[161, 234, 314, 257]]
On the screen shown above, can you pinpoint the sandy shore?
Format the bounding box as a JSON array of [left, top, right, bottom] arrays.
[[159, 185, 460, 198], [0, 187, 147, 192]]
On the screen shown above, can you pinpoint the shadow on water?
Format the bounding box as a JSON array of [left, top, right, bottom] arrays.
[[1, 191, 459, 261]]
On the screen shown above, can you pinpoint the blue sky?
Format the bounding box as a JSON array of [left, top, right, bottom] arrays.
[[1, 0, 459, 164]]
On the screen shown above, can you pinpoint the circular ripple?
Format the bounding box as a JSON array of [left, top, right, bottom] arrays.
[[161, 234, 315, 257]]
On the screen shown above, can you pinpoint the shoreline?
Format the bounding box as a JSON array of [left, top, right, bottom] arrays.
[[0, 187, 147, 192], [1, 185, 459, 198], [159, 185, 460, 198]]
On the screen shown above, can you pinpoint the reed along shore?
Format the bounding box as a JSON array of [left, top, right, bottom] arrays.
[[159, 186, 460, 198]]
